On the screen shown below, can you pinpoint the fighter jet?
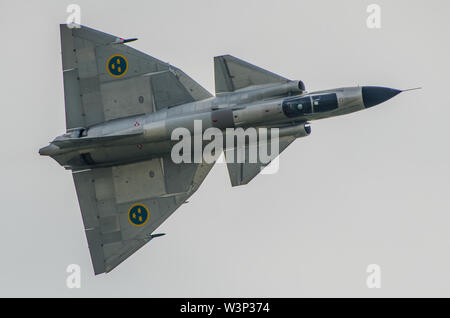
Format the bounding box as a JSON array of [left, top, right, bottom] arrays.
[[40, 25, 411, 274]]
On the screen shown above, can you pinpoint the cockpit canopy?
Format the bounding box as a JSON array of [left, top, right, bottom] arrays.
[[282, 93, 338, 118]]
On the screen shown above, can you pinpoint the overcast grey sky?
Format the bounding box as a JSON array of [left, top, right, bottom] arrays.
[[1, 0, 449, 297]]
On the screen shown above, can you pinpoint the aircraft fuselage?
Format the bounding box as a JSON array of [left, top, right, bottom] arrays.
[[40, 84, 401, 169]]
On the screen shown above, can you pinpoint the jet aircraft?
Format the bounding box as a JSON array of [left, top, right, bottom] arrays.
[[40, 25, 412, 274]]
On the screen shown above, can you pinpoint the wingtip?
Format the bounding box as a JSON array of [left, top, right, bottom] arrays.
[[214, 54, 232, 60]]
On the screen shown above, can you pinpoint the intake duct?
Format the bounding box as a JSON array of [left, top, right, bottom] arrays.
[[270, 122, 311, 139]]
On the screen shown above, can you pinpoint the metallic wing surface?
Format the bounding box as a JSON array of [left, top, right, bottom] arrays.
[[73, 156, 214, 274], [225, 135, 296, 186], [214, 55, 290, 94], [60, 24, 212, 130]]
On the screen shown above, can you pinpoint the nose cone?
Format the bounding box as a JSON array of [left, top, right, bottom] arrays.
[[362, 86, 402, 108]]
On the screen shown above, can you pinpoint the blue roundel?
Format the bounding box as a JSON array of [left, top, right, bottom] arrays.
[[107, 55, 128, 77], [128, 204, 149, 226]]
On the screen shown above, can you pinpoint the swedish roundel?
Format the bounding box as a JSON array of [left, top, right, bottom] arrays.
[[128, 203, 149, 227], [107, 54, 128, 77]]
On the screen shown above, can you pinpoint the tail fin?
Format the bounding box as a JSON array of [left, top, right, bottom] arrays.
[[60, 25, 212, 130], [214, 55, 290, 94]]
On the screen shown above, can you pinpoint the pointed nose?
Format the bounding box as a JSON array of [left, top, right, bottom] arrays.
[[362, 86, 402, 108]]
